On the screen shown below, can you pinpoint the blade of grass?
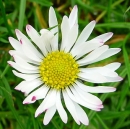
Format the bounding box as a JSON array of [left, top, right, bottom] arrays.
[[122, 34, 130, 86], [0, 70, 25, 129], [18, 0, 26, 30], [96, 113, 109, 129], [0, 0, 13, 35]]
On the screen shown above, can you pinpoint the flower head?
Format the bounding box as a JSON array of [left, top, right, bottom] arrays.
[[8, 5, 122, 125]]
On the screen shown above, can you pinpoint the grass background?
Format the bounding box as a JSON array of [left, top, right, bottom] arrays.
[[0, 0, 130, 129]]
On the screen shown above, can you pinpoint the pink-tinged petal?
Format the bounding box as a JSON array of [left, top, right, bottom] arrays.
[[31, 96, 36, 101], [75, 20, 96, 46], [73, 85, 102, 105], [66, 88, 103, 111], [35, 90, 57, 117], [73, 102, 89, 125], [69, 5, 78, 28], [23, 86, 49, 104], [75, 81, 116, 93], [8, 37, 22, 52], [43, 105, 56, 125], [26, 24, 40, 44]]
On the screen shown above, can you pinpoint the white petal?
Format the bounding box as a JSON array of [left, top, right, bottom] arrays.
[[35, 89, 57, 117], [60, 16, 70, 50], [78, 45, 109, 66], [76, 81, 116, 93], [90, 32, 113, 43], [105, 62, 121, 71], [69, 5, 78, 28], [8, 61, 38, 74], [43, 105, 56, 125], [39, 29, 54, 53], [73, 102, 89, 125], [49, 7, 58, 34], [12, 70, 40, 81], [56, 91, 68, 123], [91, 48, 121, 64], [73, 85, 102, 105], [63, 90, 80, 125], [64, 24, 78, 52], [80, 66, 118, 78], [15, 79, 43, 94], [13, 55, 38, 70], [66, 88, 102, 111], [105, 76, 123, 82], [50, 33, 58, 51], [23, 86, 49, 104], [78, 71, 108, 83], [71, 39, 103, 59], [8, 37, 22, 52], [9, 50, 39, 65], [75, 21, 96, 45], [20, 38, 42, 62], [15, 29, 43, 60]]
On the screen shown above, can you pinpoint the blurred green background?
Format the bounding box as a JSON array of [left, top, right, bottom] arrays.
[[0, 0, 130, 129]]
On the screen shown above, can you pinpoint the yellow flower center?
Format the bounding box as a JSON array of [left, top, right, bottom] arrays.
[[39, 51, 79, 90]]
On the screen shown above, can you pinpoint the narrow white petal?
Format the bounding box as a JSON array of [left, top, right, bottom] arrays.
[[15, 79, 42, 94], [49, 7, 58, 34], [35, 89, 57, 117], [105, 76, 123, 82], [63, 90, 80, 125], [8, 37, 22, 52], [78, 71, 108, 83], [15, 29, 43, 60], [73, 102, 89, 125], [21, 38, 42, 62], [12, 70, 40, 81], [9, 50, 39, 65], [91, 48, 121, 64], [64, 24, 78, 52], [39, 29, 54, 53], [73, 85, 102, 105], [90, 32, 113, 43], [71, 39, 103, 59], [75, 21, 96, 45], [8, 61, 38, 74], [26, 25, 43, 51], [13, 55, 38, 70], [50, 33, 58, 51], [23, 86, 49, 104], [76, 81, 116, 93], [56, 91, 68, 123], [60, 16, 70, 50], [66, 88, 102, 111], [80, 66, 118, 78], [69, 5, 78, 28], [105, 62, 121, 71], [43, 105, 56, 125], [78, 45, 109, 66]]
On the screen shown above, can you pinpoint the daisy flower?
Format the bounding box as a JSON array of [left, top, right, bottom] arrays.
[[8, 5, 122, 125]]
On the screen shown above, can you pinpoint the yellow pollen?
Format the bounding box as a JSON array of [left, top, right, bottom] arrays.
[[39, 51, 79, 90]]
